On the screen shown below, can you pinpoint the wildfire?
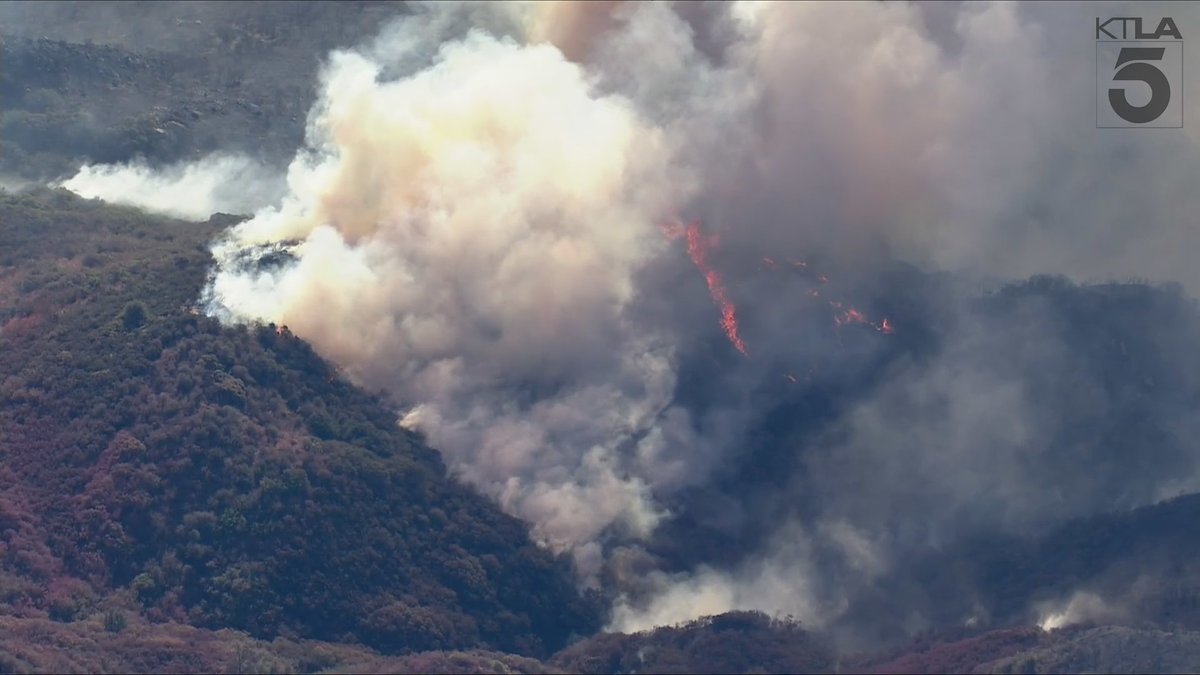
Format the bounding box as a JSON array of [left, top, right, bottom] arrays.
[[662, 217, 894, 364], [663, 219, 748, 356], [831, 301, 892, 333], [834, 306, 867, 327]]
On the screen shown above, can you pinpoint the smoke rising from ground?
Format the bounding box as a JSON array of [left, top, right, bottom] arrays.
[[204, 27, 693, 568], [59, 0, 1200, 639], [1039, 592, 1123, 631], [58, 155, 284, 220]]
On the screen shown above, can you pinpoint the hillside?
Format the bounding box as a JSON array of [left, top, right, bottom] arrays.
[[0, 187, 599, 657], [4, 2, 1200, 673], [0, 2, 409, 180], [5, 186, 1200, 671], [6, 186, 1198, 672], [0, 613, 562, 674]]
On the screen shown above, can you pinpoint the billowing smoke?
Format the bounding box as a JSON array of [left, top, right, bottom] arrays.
[[60, 0, 1200, 641], [57, 154, 284, 220], [203, 20, 696, 574], [1038, 592, 1123, 631]]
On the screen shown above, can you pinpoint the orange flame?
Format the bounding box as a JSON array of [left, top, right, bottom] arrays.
[[833, 306, 868, 328], [833, 304, 893, 333], [663, 217, 895, 360], [664, 219, 748, 356]]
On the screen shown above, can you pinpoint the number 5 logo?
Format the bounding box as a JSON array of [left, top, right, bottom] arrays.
[[1109, 47, 1170, 123], [1097, 36, 1183, 128]]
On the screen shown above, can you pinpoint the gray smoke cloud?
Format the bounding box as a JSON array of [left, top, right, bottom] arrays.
[[59, 0, 1200, 637], [204, 8, 695, 578]]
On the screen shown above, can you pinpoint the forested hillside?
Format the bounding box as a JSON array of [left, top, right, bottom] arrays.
[[0, 2, 407, 180], [5, 2, 1200, 674], [0, 187, 599, 657]]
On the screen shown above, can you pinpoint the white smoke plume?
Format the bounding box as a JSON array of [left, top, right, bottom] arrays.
[[55, 0, 1200, 636], [1039, 591, 1123, 631], [203, 24, 701, 572], [612, 562, 819, 634], [608, 519, 887, 632], [0, 176, 33, 193], [58, 154, 284, 220]]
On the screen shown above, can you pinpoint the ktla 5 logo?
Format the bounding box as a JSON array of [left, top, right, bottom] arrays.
[[1096, 17, 1184, 128]]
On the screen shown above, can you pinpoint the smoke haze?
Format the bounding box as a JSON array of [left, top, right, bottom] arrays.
[[58, 155, 284, 220], [59, 0, 1200, 640]]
